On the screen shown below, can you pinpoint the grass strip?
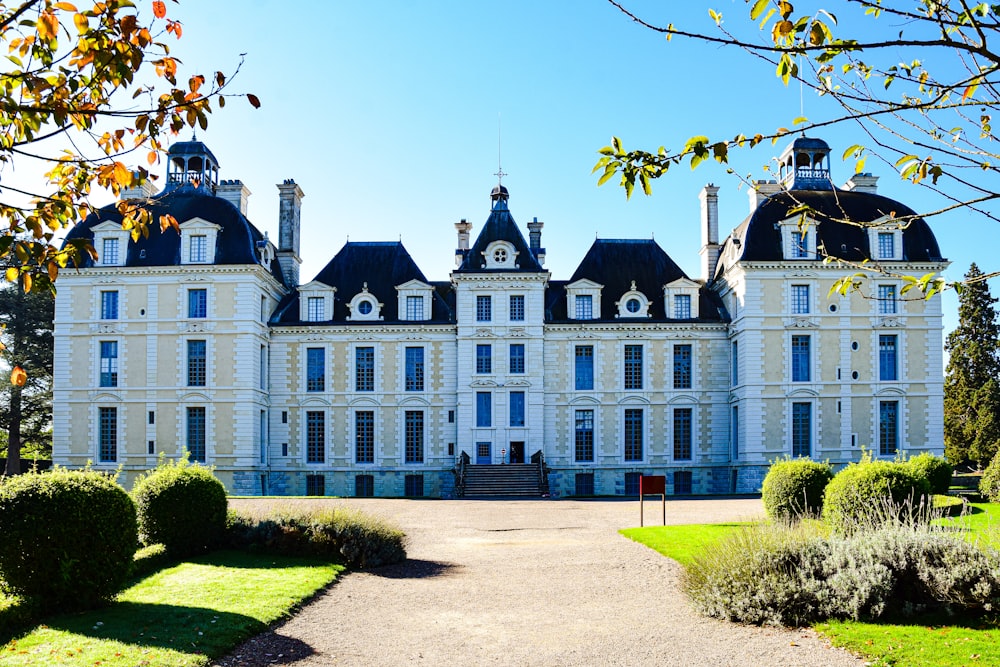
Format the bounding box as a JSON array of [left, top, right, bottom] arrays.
[[620, 522, 752, 567], [1, 550, 342, 667]]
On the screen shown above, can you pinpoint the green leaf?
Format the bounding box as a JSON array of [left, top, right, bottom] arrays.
[[749, 0, 769, 21]]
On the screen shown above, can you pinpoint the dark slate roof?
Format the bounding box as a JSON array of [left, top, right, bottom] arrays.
[[718, 189, 944, 272], [272, 242, 454, 325], [61, 184, 287, 284], [455, 196, 544, 273], [546, 239, 726, 322]]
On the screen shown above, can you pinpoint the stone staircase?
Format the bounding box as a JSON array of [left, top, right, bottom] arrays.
[[462, 463, 544, 498]]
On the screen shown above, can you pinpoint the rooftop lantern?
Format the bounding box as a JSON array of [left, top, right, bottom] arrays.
[[164, 137, 221, 193], [778, 136, 834, 191]]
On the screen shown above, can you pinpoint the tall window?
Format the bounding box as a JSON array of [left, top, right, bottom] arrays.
[[406, 295, 424, 320], [476, 391, 491, 427], [476, 295, 492, 322], [188, 288, 207, 318], [306, 296, 324, 321], [405, 347, 424, 391], [877, 232, 895, 259], [102, 238, 120, 265], [624, 409, 643, 461], [306, 347, 325, 392], [575, 295, 593, 320], [100, 290, 118, 319], [99, 341, 118, 387], [791, 335, 810, 382], [187, 340, 207, 387], [879, 334, 898, 381], [355, 347, 374, 391], [509, 294, 525, 321], [355, 411, 374, 463], [189, 234, 208, 262], [306, 411, 325, 464], [878, 284, 897, 315], [673, 294, 692, 319], [731, 405, 739, 460], [673, 344, 692, 389], [791, 284, 810, 314], [575, 409, 594, 462], [405, 411, 424, 464], [791, 402, 811, 457], [476, 344, 492, 374], [355, 474, 374, 497], [624, 345, 643, 390], [99, 407, 117, 462], [731, 340, 739, 386], [792, 231, 808, 258], [673, 408, 692, 460], [879, 400, 899, 456], [509, 391, 525, 427], [187, 406, 206, 462], [509, 344, 525, 374], [575, 345, 594, 390]]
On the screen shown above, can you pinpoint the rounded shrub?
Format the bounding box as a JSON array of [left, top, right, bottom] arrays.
[[904, 452, 954, 495], [0, 468, 137, 610], [823, 460, 931, 533], [132, 458, 227, 557], [981, 449, 1000, 502], [761, 458, 834, 520]]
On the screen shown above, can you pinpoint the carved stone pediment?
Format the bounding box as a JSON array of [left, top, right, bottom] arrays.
[[785, 317, 819, 329], [876, 317, 905, 328]]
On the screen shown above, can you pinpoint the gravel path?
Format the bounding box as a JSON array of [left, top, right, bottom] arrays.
[[215, 497, 862, 667]]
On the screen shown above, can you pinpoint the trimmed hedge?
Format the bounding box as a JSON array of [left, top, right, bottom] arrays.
[[904, 452, 954, 495], [761, 458, 834, 520], [981, 449, 1000, 502], [226, 506, 407, 568], [0, 469, 137, 610], [823, 460, 931, 533], [132, 458, 228, 557]]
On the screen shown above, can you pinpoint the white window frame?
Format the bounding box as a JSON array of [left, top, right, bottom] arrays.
[[866, 220, 902, 261], [92, 221, 130, 267], [777, 216, 818, 260], [179, 218, 221, 265]]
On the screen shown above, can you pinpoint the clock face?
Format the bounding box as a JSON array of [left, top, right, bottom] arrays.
[[493, 248, 507, 263], [626, 298, 641, 313], [358, 300, 373, 315]]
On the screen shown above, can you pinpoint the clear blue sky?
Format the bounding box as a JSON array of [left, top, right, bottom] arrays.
[[75, 2, 1000, 338]]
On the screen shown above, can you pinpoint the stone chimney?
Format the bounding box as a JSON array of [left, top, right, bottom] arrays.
[[276, 179, 304, 287], [699, 184, 721, 282], [748, 179, 781, 213], [844, 173, 879, 194], [217, 179, 251, 216], [527, 216, 545, 266], [455, 219, 472, 267], [121, 172, 158, 200]]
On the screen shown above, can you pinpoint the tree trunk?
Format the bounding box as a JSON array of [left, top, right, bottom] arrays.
[[5, 387, 21, 476]]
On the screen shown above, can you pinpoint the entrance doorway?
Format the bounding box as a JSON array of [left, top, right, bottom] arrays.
[[509, 441, 525, 464], [476, 441, 492, 465]]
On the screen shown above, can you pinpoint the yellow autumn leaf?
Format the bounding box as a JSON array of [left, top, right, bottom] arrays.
[[10, 366, 27, 387]]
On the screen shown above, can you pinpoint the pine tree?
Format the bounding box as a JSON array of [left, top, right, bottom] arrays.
[[0, 280, 54, 475], [944, 264, 1000, 467]]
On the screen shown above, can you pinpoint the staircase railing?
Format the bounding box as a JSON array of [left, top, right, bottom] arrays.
[[530, 449, 549, 496], [454, 451, 470, 497]]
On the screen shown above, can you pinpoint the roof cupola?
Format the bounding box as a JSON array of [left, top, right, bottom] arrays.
[[778, 136, 833, 191], [165, 136, 220, 193]]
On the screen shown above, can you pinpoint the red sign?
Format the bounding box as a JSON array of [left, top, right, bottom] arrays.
[[639, 475, 665, 495]]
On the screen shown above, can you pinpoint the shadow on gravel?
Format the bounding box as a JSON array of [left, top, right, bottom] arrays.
[[366, 558, 461, 579], [212, 632, 315, 666]]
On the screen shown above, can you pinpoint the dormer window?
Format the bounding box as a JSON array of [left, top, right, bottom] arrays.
[[395, 279, 434, 321], [673, 295, 691, 319], [664, 278, 700, 320], [575, 295, 593, 320], [617, 282, 650, 318], [348, 284, 382, 321], [298, 280, 336, 322], [778, 216, 818, 260], [92, 221, 130, 267], [179, 219, 221, 265], [566, 279, 603, 321], [866, 221, 902, 261], [484, 241, 517, 269]]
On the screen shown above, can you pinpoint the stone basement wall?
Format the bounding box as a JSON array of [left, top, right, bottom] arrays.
[[233, 469, 453, 497], [547, 465, 768, 497]]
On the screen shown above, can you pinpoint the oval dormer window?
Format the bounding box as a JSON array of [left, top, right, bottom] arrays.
[[358, 300, 373, 315], [626, 298, 641, 313]]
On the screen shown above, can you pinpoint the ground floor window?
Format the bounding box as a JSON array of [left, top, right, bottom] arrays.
[[99, 406, 117, 462], [306, 411, 325, 464], [355, 474, 374, 497], [624, 471, 641, 496], [673, 470, 693, 495], [306, 474, 325, 496], [791, 402, 811, 458], [405, 474, 424, 497], [405, 411, 424, 464], [624, 409, 643, 462], [879, 400, 899, 456], [186, 406, 206, 462], [575, 472, 595, 496], [574, 409, 594, 462]]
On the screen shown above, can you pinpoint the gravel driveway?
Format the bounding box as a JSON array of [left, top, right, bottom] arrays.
[[215, 497, 862, 667]]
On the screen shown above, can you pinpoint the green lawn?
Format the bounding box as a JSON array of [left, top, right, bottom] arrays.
[[622, 504, 1000, 667], [1, 551, 342, 667]]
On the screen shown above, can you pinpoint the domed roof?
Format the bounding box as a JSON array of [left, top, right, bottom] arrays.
[[167, 139, 220, 165], [790, 136, 831, 152]]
